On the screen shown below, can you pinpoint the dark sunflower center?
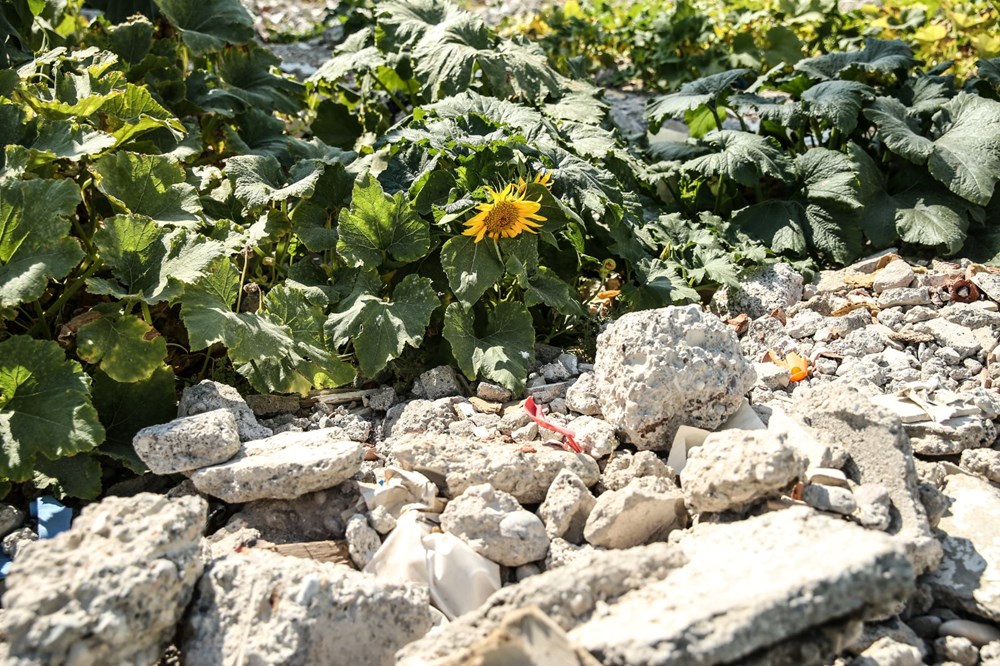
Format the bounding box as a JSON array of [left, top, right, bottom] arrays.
[[483, 201, 520, 232]]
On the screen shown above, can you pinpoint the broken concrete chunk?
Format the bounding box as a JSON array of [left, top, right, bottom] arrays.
[[537, 469, 597, 544], [681, 430, 807, 514], [182, 549, 433, 666], [593, 305, 755, 450], [440, 484, 549, 567], [179, 380, 272, 442], [390, 433, 599, 504], [583, 476, 687, 549], [133, 408, 240, 474], [189, 430, 364, 503]]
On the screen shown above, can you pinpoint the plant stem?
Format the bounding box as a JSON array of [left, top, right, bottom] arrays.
[[372, 74, 408, 114], [235, 251, 250, 313], [709, 104, 724, 132], [140, 300, 153, 326]]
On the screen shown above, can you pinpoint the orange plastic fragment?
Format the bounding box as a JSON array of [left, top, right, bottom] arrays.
[[764, 350, 811, 382]]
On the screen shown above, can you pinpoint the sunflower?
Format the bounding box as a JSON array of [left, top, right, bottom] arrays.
[[462, 183, 546, 243], [515, 171, 553, 196]]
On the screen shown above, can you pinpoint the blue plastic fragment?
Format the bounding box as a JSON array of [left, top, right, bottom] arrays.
[[30, 496, 72, 539], [0, 555, 11, 577]]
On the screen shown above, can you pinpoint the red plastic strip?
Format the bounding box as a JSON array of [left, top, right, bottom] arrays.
[[523, 396, 582, 453]]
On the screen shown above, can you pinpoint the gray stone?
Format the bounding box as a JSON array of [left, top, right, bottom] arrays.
[[802, 484, 857, 515], [398, 542, 687, 666], [0, 505, 24, 540], [400, 507, 914, 666], [383, 397, 462, 438], [540, 360, 571, 382], [569, 415, 616, 459], [189, 430, 363, 503], [225, 485, 361, 543], [682, 430, 807, 514], [849, 617, 926, 660], [390, 433, 599, 504], [364, 386, 396, 412], [853, 483, 892, 531], [939, 619, 1000, 647], [584, 476, 687, 549], [413, 365, 463, 399], [754, 362, 790, 390], [960, 448, 1000, 483], [972, 271, 1000, 302], [440, 484, 549, 567], [476, 381, 512, 403], [497, 405, 533, 435], [244, 393, 300, 417], [179, 380, 272, 442], [942, 302, 1000, 330], [346, 513, 381, 569], [1, 528, 36, 559], [182, 549, 433, 666], [593, 305, 755, 450], [710, 262, 803, 320], [934, 636, 979, 666], [511, 422, 539, 442], [925, 470, 1000, 621], [741, 314, 799, 364], [2, 494, 206, 666], [537, 469, 597, 544], [786, 309, 825, 339], [565, 372, 602, 416], [906, 416, 988, 456], [133, 408, 240, 474], [873, 260, 916, 293], [367, 505, 396, 535], [877, 287, 931, 308], [788, 384, 942, 574], [915, 319, 981, 359], [599, 450, 676, 492], [852, 637, 923, 666], [544, 538, 598, 571], [527, 381, 569, 403]]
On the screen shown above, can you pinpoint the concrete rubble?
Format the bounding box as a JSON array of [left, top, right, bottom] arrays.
[[5, 255, 1000, 665]]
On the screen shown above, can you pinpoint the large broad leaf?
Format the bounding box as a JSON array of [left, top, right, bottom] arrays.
[[440, 234, 504, 305], [182, 266, 354, 394], [92, 152, 202, 228], [479, 40, 564, 103], [0, 336, 105, 482], [794, 38, 918, 80], [927, 94, 1000, 206], [647, 69, 753, 131], [422, 90, 544, 136], [201, 45, 302, 114], [684, 130, 794, 187], [89, 214, 225, 304], [225, 155, 325, 211], [443, 301, 534, 393], [76, 313, 168, 383], [524, 266, 584, 316], [734, 148, 863, 263], [378, 0, 464, 50], [153, 0, 254, 55], [336, 173, 430, 268], [30, 120, 116, 161], [101, 83, 185, 146], [863, 96, 935, 163], [92, 365, 176, 474], [0, 178, 84, 309], [861, 187, 972, 255], [800, 81, 873, 134], [325, 274, 439, 378], [33, 454, 103, 499], [308, 30, 386, 84], [977, 57, 1000, 87], [410, 11, 493, 99]]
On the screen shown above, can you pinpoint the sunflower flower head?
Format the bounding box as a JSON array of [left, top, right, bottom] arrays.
[[462, 183, 546, 243], [516, 170, 553, 196]]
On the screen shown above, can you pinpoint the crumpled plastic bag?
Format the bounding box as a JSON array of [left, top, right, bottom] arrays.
[[358, 467, 500, 620]]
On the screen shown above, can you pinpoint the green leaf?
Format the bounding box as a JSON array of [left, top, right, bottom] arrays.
[[92, 152, 203, 228], [89, 214, 225, 304], [0, 178, 84, 309], [107, 15, 155, 65], [100, 83, 185, 146], [685, 130, 794, 187], [800, 81, 873, 134], [92, 365, 176, 474], [0, 336, 105, 482], [336, 173, 430, 268], [30, 120, 116, 161], [647, 69, 752, 131], [76, 313, 168, 383], [440, 235, 504, 305], [325, 274, 438, 378], [224, 109, 288, 159], [864, 96, 935, 163], [290, 201, 337, 252], [795, 38, 918, 80], [732, 200, 809, 257], [501, 234, 539, 281], [443, 301, 534, 393], [308, 30, 386, 84], [177, 257, 241, 350], [33, 454, 103, 499], [207, 45, 302, 114], [423, 90, 543, 136], [153, 0, 254, 55], [524, 266, 583, 316], [411, 10, 493, 99], [479, 39, 564, 103], [225, 155, 325, 210], [312, 100, 363, 150], [927, 94, 1000, 206], [977, 57, 1000, 87], [412, 169, 455, 215], [894, 190, 970, 255]]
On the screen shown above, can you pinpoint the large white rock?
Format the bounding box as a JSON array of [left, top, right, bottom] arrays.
[[2, 494, 206, 666], [182, 549, 434, 666], [190, 430, 364, 503], [584, 476, 687, 549], [682, 430, 807, 514], [178, 379, 272, 441], [924, 469, 1000, 622], [710, 262, 803, 319], [133, 408, 240, 474], [390, 433, 599, 504], [440, 484, 549, 567], [537, 469, 597, 544], [593, 305, 755, 450]]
